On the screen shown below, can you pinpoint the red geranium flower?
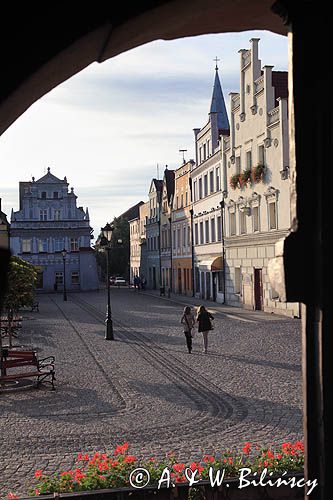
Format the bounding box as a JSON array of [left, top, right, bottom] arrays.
[[34, 470, 43, 479]]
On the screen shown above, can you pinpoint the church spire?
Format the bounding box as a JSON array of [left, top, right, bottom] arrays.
[[209, 58, 230, 134]]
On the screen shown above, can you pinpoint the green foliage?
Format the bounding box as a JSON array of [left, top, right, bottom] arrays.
[[3, 256, 37, 313], [96, 217, 130, 280]]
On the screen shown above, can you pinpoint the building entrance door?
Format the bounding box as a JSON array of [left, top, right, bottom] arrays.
[[206, 272, 211, 300], [36, 271, 44, 290], [152, 267, 156, 289], [177, 268, 182, 294], [254, 268, 263, 310], [212, 272, 217, 301]]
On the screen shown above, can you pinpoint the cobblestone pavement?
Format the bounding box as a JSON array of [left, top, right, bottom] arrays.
[[0, 289, 303, 497]]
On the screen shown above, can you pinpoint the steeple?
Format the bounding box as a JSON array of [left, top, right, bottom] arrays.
[[209, 60, 230, 134]]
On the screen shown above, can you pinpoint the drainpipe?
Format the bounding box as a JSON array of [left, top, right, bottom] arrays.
[[220, 199, 226, 304]]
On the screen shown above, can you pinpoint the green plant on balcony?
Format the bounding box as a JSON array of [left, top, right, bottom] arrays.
[[229, 173, 240, 190], [252, 163, 266, 183], [239, 168, 252, 188]]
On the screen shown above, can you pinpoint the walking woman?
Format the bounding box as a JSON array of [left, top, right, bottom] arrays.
[[196, 305, 214, 354], [180, 306, 195, 353]]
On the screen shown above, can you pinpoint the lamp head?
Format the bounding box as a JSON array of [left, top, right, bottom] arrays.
[[61, 248, 67, 258], [101, 222, 114, 242]]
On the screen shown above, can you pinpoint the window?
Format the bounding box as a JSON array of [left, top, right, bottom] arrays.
[[198, 178, 203, 199], [181, 194, 184, 208], [235, 267, 242, 294], [195, 223, 199, 245], [210, 170, 214, 193], [22, 239, 31, 253], [54, 238, 64, 252], [55, 272, 63, 285], [252, 206, 259, 232], [207, 140, 210, 156], [199, 147, 202, 164], [246, 151, 252, 169], [236, 156, 241, 174], [230, 212, 236, 236], [258, 144, 265, 164], [269, 202, 277, 229], [240, 210, 247, 234], [71, 272, 80, 285], [216, 167, 220, 191], [205, 220, 209, 243], [204, 175, 208, 197], [38, 239, 48, 253], [185, 191, 188, 206], [211, 218, 216, 242], [187, 225, 191, 246], [193, 181, 197, 202], [70, 238, 79, 251], [54, 209, 61, 220], [203, 143, 207, 160], [53, 192, 59, 199], [173, 230, 176, 249], [177, 228, 181, 248], [217, 215, 222, 241], [41, 191, 46, 199], [39, 209, 47, 221], [199, 221, 204, 244]]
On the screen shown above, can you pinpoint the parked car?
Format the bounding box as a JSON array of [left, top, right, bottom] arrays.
[[114, 276, 127, 286], [109, 276, 116, 285]]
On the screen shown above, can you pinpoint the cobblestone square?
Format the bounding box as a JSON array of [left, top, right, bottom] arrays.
[[0, 289, 303, 497]]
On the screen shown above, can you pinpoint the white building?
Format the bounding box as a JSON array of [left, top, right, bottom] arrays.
[[191, 64, 230, 302], [221, 38, 299, 317]]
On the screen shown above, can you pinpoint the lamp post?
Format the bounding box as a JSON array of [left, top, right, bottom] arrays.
[[61, 248, 67, 301], [101, 223, 114, 340]]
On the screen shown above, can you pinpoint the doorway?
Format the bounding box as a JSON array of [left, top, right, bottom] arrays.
[[254, 268, 263, 310]]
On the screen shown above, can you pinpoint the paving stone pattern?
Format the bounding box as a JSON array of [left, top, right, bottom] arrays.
[[0, 290, 303, 497]]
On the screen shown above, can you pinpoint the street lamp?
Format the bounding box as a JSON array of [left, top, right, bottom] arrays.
[[101, 223, 114, 340], [61, 248, 67, 301]]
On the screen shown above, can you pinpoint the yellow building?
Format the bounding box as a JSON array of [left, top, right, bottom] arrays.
[[171, 160, 194, 295]]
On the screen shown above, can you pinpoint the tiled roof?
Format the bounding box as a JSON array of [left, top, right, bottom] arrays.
[[119, 201, 144, 221]]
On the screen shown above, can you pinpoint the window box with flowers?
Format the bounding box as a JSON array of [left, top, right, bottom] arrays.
[[229, 174, 240, 190], [239, 168, 252, 188], [6, 441, 309, 500], [251, 163, 266, 184]]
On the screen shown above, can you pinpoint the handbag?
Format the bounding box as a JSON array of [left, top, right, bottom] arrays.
[[184, 314, 195, 337], [210, 319, 215, 330]]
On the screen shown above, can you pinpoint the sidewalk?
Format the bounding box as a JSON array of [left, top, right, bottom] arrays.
[[136, 288, 292, 322]]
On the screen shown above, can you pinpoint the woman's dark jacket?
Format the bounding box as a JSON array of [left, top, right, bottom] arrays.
[[197, 310, 214, 332]]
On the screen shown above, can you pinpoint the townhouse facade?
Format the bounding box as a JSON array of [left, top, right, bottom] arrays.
[[146, 179, 163, 289], [221, 38, 299, 317], [160, 168, 175, 290], [129, 200, 149, 282], [10, 168, 99, 292], [171, 160, 194, 294], [191, 64, 230, 302]]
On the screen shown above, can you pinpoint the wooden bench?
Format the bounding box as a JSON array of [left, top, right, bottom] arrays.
[[0, 348, 55, 390]]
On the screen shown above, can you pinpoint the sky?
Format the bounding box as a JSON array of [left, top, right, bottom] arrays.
[[0, 30, 288, 241]]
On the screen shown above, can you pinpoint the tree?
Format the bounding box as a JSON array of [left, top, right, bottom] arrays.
[[3, 256, 37, 314], [96, 216, 130, 281]]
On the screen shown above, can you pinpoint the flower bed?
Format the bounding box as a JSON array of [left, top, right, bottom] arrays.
[[6, 441, 308, 499]]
